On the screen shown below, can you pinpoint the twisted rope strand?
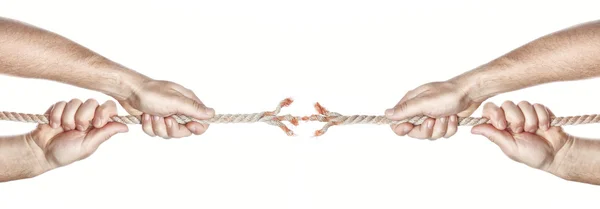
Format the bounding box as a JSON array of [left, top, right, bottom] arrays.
[[2, 98, 600, 136], [0, 98, 301, 136], [300, 102, 600, 136]]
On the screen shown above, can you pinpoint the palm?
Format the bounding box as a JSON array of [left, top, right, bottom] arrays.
[[43, 130, 90, 167], [30, 122, 126, 168], [498, 128, 568, 169]]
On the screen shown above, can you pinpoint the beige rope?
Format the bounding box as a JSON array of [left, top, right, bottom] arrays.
[[0, 98, 301, 136], [1, 98, 599, 136], [300, 102, 600, 136]]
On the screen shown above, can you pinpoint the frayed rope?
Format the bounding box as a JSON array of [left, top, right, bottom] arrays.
[[2, 98, 599, 136]]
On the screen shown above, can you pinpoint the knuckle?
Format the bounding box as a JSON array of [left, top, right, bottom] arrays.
[[396, 103, 408, 112], [501, 100, 514, 107], [85, 98, 99, 106], [491, 109, 503, 118], [105, 100, 117, 108], [193, 101, 205, 111], [55, 101, 67, 107], [517, 100, 531, 107], [483, 102, 496, 109], [69, 98, 83, 105], [421, 83, 435, 89]]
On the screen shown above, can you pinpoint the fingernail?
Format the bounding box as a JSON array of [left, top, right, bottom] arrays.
[[189, 126, 196, 133], [153, 116, 160, 121], [427, 120, 434, 128], [206, 107, 215, 116], [440, 117, 446, 123], [166, 119, 173, 128], [144, 114, 150, 121], [499, 120, 506, 129], [385, 109, 395, 116], [94, 118, 102, 127], [403, 126, 411, 133]]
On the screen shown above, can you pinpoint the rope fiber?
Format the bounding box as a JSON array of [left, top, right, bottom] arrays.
[[2, 98, 599, 136]]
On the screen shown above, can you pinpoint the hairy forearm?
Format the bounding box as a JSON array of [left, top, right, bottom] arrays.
[[549, 136, 600, 185], [0, 17, 149, 100], [451, 20, 600, 101], [0, 134, 49, 182]]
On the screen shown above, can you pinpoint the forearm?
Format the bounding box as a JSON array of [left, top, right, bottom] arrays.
[[548, 136, 600, 185], [0, 134, 49, 182], [451, 20, 600, 101], [0, 17, 149, 100]]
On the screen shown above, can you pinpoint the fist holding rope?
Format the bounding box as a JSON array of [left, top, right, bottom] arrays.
[[116, 79, 216, 139], [385, 81, 485, 139], [472, 101, 570, 171], [27, 99, 128, 170]]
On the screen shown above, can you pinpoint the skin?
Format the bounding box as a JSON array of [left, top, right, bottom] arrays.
[[473, 101, 600, 185], [0, 16, 214, 139], [387, 19, 600, 138], [385, 19, 600, 184], [0, 99, 127, 182]]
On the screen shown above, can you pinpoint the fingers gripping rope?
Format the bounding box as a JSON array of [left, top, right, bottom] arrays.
[[0, 98, 301, 136], [2, 98, 600, 136], [301, 102, 600, 136]]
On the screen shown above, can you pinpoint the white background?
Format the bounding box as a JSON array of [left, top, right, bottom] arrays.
[[1, 0, 600, 208]]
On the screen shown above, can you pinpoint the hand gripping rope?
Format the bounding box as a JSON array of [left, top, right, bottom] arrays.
[[2, 98, 600, 136]]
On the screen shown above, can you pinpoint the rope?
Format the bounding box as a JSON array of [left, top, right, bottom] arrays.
[[0, 98, 301, 136], [301, 102, 600, 136], [1, 98, 599, 136]]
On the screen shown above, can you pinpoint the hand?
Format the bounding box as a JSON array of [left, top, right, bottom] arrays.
[[28, 99, 128, 169], [117, 79, 215, 139], [471, 101, 571, 170], [385, 81, 484, 139]]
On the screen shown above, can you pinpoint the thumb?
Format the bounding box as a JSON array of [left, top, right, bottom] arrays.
[[175, 96, 215, 120], [85, 122, 128, 152], [471, 124, 515, 154], [385, 97, 428, 120]]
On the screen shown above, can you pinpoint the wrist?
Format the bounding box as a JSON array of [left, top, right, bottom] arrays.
[[100, 64, 151, 101], [448, 70, 494, 103], [448, 59, 518, 102], [23, 133, 53, 175], [545, 135, 577, 180]]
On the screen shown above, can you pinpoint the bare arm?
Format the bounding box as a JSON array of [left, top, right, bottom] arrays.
[[551, 137, 600, 185], [0, 135, 48, 182], [0, 17, 214, 138], [455, 20, 600, 101], [387, 19, 600, 139], [0, 17, 147, 100]]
